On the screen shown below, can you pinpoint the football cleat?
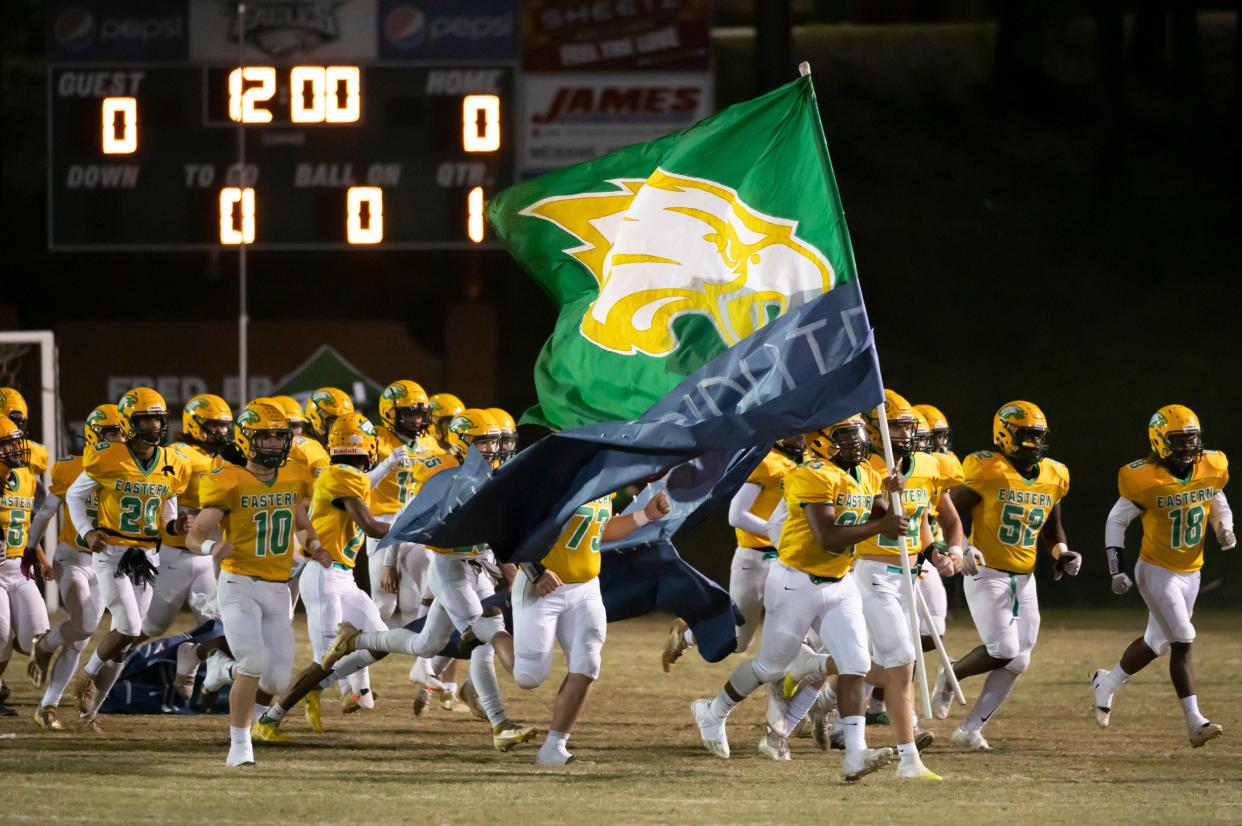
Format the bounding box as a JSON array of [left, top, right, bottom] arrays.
[[931, 662, 954, 720], [459, 680, 488, 721], [766, 681, 791, 738], [34, 705, 63, 731], [914, 729, 935, 751], [691, 699, 730, 759], [785, 645, 826, 684], [865, 710, 890, 726], [27, 633, 55, 688], [840, 747, 895, 782], [438, 687, 469, 713], [72, 673, 95, 715], [896, 761, 943, 781], [203, 650, 234, 693], [81, 715, 103, 735], [408, 659, 444, 716], [661, 618, 690, 673], [492, 720, 538, 752], [226, 741, 255, 768], [535, 745, 574, 765], [251, 719, 287, 743], [1090, 668, 1113, 729], [320, 621, 361, 671], [758, 728, 791, 761], [951, 726, 993, 752], [341, 688, 375, 714], [1190, 721, 1222, 748], [302, 690, 325, 733], [792, 716, 813, 739], [173, 642, 200, 701]]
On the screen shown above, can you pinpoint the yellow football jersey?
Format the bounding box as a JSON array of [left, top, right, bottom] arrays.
[[543, 495, 613, 583], [50, 455, 96, 550], [736, 449, 800, 549], [200, 462, 315, 581], [82, 441, 191, 547], [288, 435, 330, 477], [857, 452, 951, 558], [308, 463, 371, 568], [1118, 451, 1229, 574], [160, 441, 223, 549], [28, 441, 48, 477], [369, 426, 426, 515], [962, 451, 1070, 575], [778, 460, 883, 579], [1, 462, 38, 557]]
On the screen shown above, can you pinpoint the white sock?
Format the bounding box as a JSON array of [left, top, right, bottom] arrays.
[[684, 628, 697, 647], [347, 667, 370, 696], [230, 725, 251, 745], [1181, 695, 1208, 728], [1106, 663, 1130, 687], [711, 661, 759, 718], [964, 668, 1020, 732], [442, 681, 458, 696], [265, 702, 287, 722], [868, 695, 886, 714], [254, 703, 269, 717], [42, 642, 84, 708], [84, 652, 104, 677], [784, 681, 820, 731], [469, 645, 507, 726], [896, 741, 920, 765], [541, 729, 570, 755], [430, 655, 453, 677], [323, 650, 379, 687], [841, 714, 866, 753]]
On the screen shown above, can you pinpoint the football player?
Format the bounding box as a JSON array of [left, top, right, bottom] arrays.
[[272, 395, 330, 476], [662, 436, 805, 671], [188, 400, 327, 766], [322, 410, 537, 752], [1091, 405, 1232, 747], [932, 401, 1080, 751], [691, 416, 903, 781], [911, 404, 965, 647], [486, 408, 518, 464], [366, 380, 433, 624], [428, 392, 465, 449], [142, 394, 234, 640], [26, 406, 123, 729], [0, 387, 49, 478], [303, 387, 355, 448], [0, 415, 52, 717], [66, 387, 192, 731]]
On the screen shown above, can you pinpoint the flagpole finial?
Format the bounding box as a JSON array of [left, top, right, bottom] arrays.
[[798, 61, 811, 77]]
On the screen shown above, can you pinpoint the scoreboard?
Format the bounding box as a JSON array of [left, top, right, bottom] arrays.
[[49, 63, 516, 250]]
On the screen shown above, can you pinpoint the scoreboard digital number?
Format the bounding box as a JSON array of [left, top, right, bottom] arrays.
[[49, 65, 515, 250]]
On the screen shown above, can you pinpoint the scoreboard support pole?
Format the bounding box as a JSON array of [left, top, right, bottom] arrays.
[[235, 3, 249, 403]]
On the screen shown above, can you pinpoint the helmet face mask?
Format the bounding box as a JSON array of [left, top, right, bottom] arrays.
[[774, 434, 805, 461], [830, 423, 871, 467], [929, 428, 951, 453], [199, 418, 234, 451], [888, 418, 917, 459], [0, 431, 29, 468], [131, 413, 168, 447], [1006, 425, 1047, 464], [248, 428, 293, 469], [394, 405, 430, 441], [1163, 429, 1202, 471]]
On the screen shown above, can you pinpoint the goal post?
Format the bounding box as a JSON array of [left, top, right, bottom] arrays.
[[0, 330, 60, 610]]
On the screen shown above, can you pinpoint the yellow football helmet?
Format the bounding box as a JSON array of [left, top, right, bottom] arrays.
[[1148, 404, 1202, 466], [429, 392, 465, 441], [486, 407, 518, 462], [328, 412, 379, 469], [806, 414, 870, 465], [83, 403, 123, 447], [446, 408, 501, 466], [182, 393, 234, 450], [911, 408, 931, 453], [305, 387, 354, 441], [0, 415, 30, 468], [865, 389, 918, 458], [118, 387, 170, 446], [269, 395, 307, 434], [234, 401, 293, 469], [993, 400, 1048, 462], [380, 380, 431, 440], [0, 387, 29, 432], [912, 404, 951, 453]]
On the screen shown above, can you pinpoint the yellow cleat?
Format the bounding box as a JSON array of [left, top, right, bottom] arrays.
[[303, 689, 324, 733], [251, 718, 288, 743], [27, 633, 56, 688], [896, 762, 943, 780], [81, 715, 103, 735], [492, 720, 538, 752], [661, 618, 689, 673], [782, 673, 799, 699], [320, 621, 360, 671], [34, 705, 64, 731], [72, 672, 95, 715]]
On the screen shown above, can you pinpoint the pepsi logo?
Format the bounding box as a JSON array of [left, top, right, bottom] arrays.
[[54, 8, 96, 51], [384, 5, 425, 49]]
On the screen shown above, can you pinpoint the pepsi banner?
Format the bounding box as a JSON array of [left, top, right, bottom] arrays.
[[378, 0, 517, 61], [48, 0, 189, 62]]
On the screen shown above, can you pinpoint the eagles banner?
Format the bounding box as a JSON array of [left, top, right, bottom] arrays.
[[488, 74, 859, 431]]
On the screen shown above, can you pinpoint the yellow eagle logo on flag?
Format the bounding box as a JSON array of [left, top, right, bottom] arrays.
[[521, 169, 835, 357]]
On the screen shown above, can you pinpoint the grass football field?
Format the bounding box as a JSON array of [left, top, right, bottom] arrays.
[[2, 608, 1239, 825]]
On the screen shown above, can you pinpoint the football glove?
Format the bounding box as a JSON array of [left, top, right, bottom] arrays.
[[116, 546, 158, 588], [1110, 573, 1133, 595], [962, 546, 984, 576]]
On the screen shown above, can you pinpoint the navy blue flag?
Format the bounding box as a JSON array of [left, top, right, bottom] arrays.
[[401, 279, 882, 560]]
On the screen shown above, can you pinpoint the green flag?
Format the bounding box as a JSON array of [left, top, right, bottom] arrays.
[[487, 74, 859, 431]]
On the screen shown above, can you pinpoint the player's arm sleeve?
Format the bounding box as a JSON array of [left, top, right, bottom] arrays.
[[1104, 496, 1142, 548], [366, 450, 402, 489], [1209, 491, 1233, 532], [65, 471, 98, 541], [727, 482, 769, 537], [162, 495, 179, 530], [766, 499, 788, 547], [25, 494, 62, 550]]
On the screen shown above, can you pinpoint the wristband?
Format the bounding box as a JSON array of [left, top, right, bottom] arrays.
[[947, 544, 963, 557], [1106, 546, 1123, 577], [633, 510, 651, 528], [201, 539, 216, 556]]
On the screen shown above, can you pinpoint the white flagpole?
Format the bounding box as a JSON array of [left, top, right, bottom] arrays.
[[913, 572, 967, 705], [799, 58, 932, 719]]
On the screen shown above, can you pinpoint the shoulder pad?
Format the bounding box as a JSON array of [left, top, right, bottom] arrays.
[[973, 450, 993, 459], [1126, 459, 1146, 469], [93, 441, 112, 452]]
